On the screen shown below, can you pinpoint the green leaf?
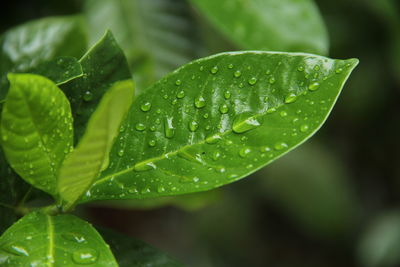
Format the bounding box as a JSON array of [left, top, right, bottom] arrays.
[[0, 211, 118, 266], [99, 228, 183, 267], [81, 51, 358, 202], [58, 80, 134, 210], [0, 15, 87, 100], [84, 0, 200, 90], [60, 31, 132, 143], [190, 0, 329, 55], [30, 57, 83, 86], [0, 73, 73, 196]]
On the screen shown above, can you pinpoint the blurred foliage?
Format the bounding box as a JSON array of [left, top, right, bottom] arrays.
[[0, 0, 399, 266]]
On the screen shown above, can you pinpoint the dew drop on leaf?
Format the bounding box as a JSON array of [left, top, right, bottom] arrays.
[[194, 96, 206, 108], [72, 248, 98, 265], [284, 93, 298, 103], [308, 82, 320, 91], [2, 244, 29, 256], [234, 70, 242, 77], [83, 91, 93, 102], [248, 77, 257, 85], [232, 113, 261, 133], [300, 124, 309, 132], [274, 142, 288, 151], [210, 66, 219, 74], [140, 102, 152, 112], [239, 147, 252, 158], [176, 90, 185, 99], [134, 161, 156, 172], [188, 121, 199, 132], [135, 123, 146, 131], [219, 104, 229, 114], [164, 117, 175, 138]]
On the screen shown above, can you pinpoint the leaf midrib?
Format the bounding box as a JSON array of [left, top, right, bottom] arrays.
[[93, 81, 308, 187], [46, 215, 55, 267]]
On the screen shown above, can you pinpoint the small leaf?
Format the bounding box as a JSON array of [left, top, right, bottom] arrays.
[[99, 227, 183, 267], [84, 0, 201, 90], [82, 51, 358, 202], [190, 0, 329, 54], [58, 80, 134, 210], [0, 74, 73, 196], [0, 211, 118, 266], [0, 15, 87, 101], [30, 57, 83, 86], [60, 30, 132, 143]]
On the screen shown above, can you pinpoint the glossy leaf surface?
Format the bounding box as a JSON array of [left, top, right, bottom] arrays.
[[0, 211, 117, 266], [0, 74, 73, 196], [190, 0, 328, 55], [100, 228, 183, 267], [58, 80, 134, 210], [0, 15, 87, 100], [60, 31, 132, 143], [84, 0, 200, 90], [31, 57, 83, 86], [82, 51, 358, 201]]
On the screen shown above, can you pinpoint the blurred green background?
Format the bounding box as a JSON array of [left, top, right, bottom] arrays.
[[1, 0, 399, 266]]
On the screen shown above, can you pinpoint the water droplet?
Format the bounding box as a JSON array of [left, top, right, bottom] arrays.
[[2, 244, 29, 256], [274, 142, 288, 151], [297, 66, 304, 72], [205, 134, 221, 144], [134, 160, 156, 172], [219, 104, 229, 114], [232, 113, 261, 133], [314, 65, 320, 71], [248, 77, 257, 85], [117, 149, 124, 157], [212, 151, 221, 161], [176, 90, 185, 99], [62, 233, 86, 243], [280, 111, 287, 117], [135, 123, 146, 131], [177, 149, 203, 164], [335, 68, 343, 74], [189, 121, 199, 132], [300, 124, 309, 132], [308, 82, 320, 91], [164, 117, 175, 138], [228, 64, 234, 69], [266, 108, 276, 114], [157, 186, 166, 193], [210, 66, 219, 74], [83, 91, 93, 102], [140, 102, 151, 112], [224, 91, 231, 99], [234, 70, 242, 77], [268, 77, 276, 84], [175, 79, 182, 86], [148, 140, 156, 147], [72, 248, 98, 265], [284, 93, 298, 103], [239, 147, 252, 158], [260, 146, 271, 152], [194, 96, 206, 108]]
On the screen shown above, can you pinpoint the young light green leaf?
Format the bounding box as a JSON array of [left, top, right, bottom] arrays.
[[190, 0, 329, 55], [31, 57, 83, 86], [81, 51, 358, 202], [0, 211, 118, 266], [60, 30, 132, 143], [0, 74, 73, 196], [58, 80, 134, 210], [0, 15, 87, 101], [99, 227, 183, 267], [84, 0, 201, 91]]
